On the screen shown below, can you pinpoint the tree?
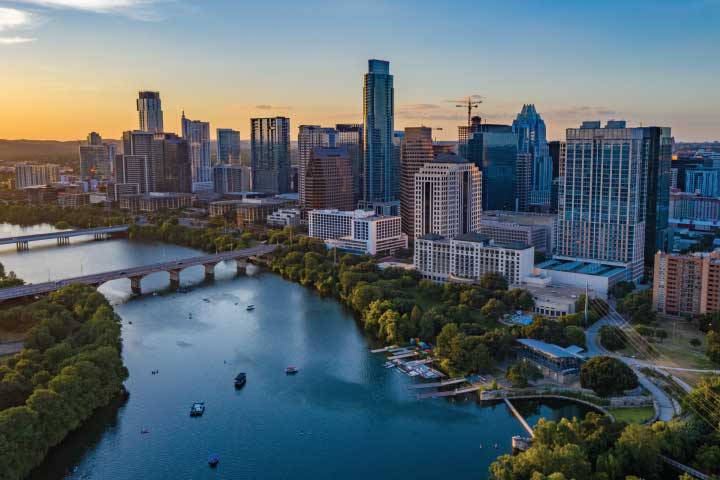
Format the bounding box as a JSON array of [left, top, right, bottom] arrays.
[[609, 281, 636, 300], [522, 317, 567, 346], [618, 290, 656, 324], [600, 325, 627, 351], [614, 424, 662, 478], [506, 359, 543, 388], [480, 272, 509, 291], [563, 325, 586, 348], [580, 356, 638, 397], [481, 298, 507, 322]]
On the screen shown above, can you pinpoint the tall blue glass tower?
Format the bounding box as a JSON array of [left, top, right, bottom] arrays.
[[512, 104, 552, 209], [362, 59, 397, 207]]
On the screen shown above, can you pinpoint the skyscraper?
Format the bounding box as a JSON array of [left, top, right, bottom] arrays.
[[556, 121, 669, 281], [304, 147, 353, 211], [79, 132, 115, 180], [217, 128, 241, 165], [362, 59, 397, 207], [213, 165, 245, 194], [181, 112, 212, 192], [400, 127, 434, 236], [137, 91, 164, 133], [250, 117, 291, 194], [512, 105, 552, 210], [121, 130, 156, 193], [153, 133, 191, 193], [413, 152, 482, 240], [298, 125, 335, 205], [548, 140, 565, 213], [335, 124, 363, 204]]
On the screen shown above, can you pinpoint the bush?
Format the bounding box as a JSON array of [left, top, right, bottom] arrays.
[[580, 356, 638, 397]]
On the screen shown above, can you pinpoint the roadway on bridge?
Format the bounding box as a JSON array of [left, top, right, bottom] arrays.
[[0, 225, 130, 245], [0, 244, 276, 302]]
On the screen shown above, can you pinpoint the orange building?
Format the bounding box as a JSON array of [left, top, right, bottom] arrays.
[[653, 251, 720, 316]]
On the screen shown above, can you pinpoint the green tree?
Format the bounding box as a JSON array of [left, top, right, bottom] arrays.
[[580, 356, 638, 397], [506, 359, 543, 388], [480, 272, 509, 291]]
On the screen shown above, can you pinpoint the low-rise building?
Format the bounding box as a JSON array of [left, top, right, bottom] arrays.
[[515, 338, 585, 384], [57, 192, 91, 208], [511, 276, 586, 318], [413, 232, 534, 285], [24, 185, 59, 204], [479, 219, 549, 253], [308, 209, 408, 255], [119, 192, 193, 213], [653, 251, 720, 316], [267, 208, 301, 228], [534, 258, 629, 298]]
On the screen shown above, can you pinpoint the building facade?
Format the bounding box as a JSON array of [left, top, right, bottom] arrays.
[[153, 133, 192, 193], [79, 132, 115, 180], [413, 153, 482, 240], [512, 104, 552, 209], [251, 117, 291, 194], [298, 125, 336, 205], [413, 232, 534, 285], [308, 209, 407, 255], [137, 91, 164, 133], [400, 126, 434, 236], [685, 168, 720, 197], [335, 124, 363, 204], [304, 147, 353, 211], [181, 112, 212, 192], [120, 131, 156, 193], [15, 163, 59, 189], [216, 128, 241, 165], [653, 251, 720, 316], [213, 165, 245, 195]]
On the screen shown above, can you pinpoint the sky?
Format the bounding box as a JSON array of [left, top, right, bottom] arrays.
[[0, 0, 719, 142]]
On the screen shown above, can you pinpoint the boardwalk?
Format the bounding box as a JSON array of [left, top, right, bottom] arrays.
[[0, 225, 130, 250], [503, 397, 534, 437], [0, 244, 276, 302], [406, 377, 467, 390]]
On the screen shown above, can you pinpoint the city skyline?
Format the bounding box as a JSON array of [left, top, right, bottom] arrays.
[[1, 0, 718, 142]]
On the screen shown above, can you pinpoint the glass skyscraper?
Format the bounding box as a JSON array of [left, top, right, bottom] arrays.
[[362, 59, 397, 206], [136, 91, 164, 133], [335, 124, 363, 204], [512, 104, 552, 209], [216, 128, 241, 165], [466, 124, 520, 211], [181, 112, 212, 192], [250, 117, 291, 194]]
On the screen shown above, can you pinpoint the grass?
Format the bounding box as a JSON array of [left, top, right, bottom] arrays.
[[651, 316, 717, 371], [609, 406, 655, 424]]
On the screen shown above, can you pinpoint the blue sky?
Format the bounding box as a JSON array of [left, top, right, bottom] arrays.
[[1, 0, 718, 141]]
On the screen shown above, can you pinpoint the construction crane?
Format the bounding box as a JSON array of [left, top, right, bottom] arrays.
[[448, 95, 484, 127]]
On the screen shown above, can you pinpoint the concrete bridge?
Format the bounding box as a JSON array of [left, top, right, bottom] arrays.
[[0, 225, 130, 251], [0, 244, 277, 301]]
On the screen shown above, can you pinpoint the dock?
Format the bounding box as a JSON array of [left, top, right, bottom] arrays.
[[387, 352, 418, 360], [406, 377, 467, 390], [415, 385, 481, 399], [503, 397, 534, 437]]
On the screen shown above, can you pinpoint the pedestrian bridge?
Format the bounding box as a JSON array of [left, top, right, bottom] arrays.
[[0, 225, 130, 250], [0, 244, 277, 302]]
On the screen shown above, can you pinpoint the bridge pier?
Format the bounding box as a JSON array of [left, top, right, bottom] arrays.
[[56, 236, 70, 246], [130, 276, 143, 295], [203, 262, 217, 280], [93, 233, 109, 241], [235, 259, 247, 275], [16, 241, 29, 251], [168, 269, 182, 290]]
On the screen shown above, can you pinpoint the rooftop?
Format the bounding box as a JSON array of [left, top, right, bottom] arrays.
[[536, 258, 627, 278], [516, 338, 585, 359]]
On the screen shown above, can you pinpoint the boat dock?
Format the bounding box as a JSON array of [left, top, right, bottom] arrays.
[[503, 397, 534, 437], [406, 377, 467, 390], [415, 385, 481, 399], [370, 346, 406, 353], [387, 352, 418, 360]]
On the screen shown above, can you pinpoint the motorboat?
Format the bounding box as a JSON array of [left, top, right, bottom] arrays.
[[234, 372, 247, 389], [208, 454, 219, 467], [285, 366, 299, 375], [246, 305, 255, 311], [189, 402, 205, 417]]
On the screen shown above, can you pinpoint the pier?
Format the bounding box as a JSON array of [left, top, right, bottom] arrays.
[[406, 377, 467, 390], [387, 352, 418, 360], [503, 397, 534, 437], [415, 385, 481, 399]]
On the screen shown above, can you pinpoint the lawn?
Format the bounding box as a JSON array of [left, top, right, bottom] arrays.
[[609, 406, 655, 424], [651, 316, 717, 371]]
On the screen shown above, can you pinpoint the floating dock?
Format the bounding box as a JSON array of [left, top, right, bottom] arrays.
[[387, 352, 419, 360]]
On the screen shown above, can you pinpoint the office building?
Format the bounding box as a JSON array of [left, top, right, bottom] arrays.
[[513, 104, 552, 209], [79, 132, 115, 181], [14, 163, 60, 190], [673, 154, 705, 191], [298, 125, 336, 204], [548, 140, 565, 213], [181, 112, 212, 192], [251, 117, 291, 194], [335, 124, 363, 203], [107, 182, 140, 201], [480, 210, 556, 254], [267, 208, 301, 228], [685, 168, 720, 197], [653, 251, 720, 316], [137, 91, 163, 133], [413, 153, 481, 240], [120, 131, 156, 193], [670, 192, 720, 225], [363, 59, 397, 206], [400, 127, 434, 235], [216, 128, 241, 165], [642, 126, 673, 278], [304, 147, 353, 211], [153, 133, 192, 193], [413, 232, 534, 285], [57, 192, 90, 208], [308, 209, 407, 255], [213, 165, 245, 195]]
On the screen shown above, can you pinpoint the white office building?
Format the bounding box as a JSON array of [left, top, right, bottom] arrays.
[[308, 209, 407, 255], [181, 112, 212, 192], [267, 208, 301, 227], [413, 153, 482, 240], [14, 163, 60, 189]]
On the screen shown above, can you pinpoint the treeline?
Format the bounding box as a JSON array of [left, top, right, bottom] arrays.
[[0, 262, 23, 289], [0, 285, 128, 480], [0, 203, 130, 228], [128, 220, 255, 253], [267, 234, 535, 376]]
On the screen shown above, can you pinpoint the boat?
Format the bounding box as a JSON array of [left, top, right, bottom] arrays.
[[234, 372, 247, 388], [189, 402, 205, 417], [208, 454, 219, 467], [285, 366, 299, 375], [246, 305, 255, 311], [382, 361, 395, 369]]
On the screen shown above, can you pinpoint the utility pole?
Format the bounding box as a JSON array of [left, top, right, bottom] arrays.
[[584, 281, 589, 324]]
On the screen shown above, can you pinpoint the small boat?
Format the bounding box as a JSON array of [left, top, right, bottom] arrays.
[[234, 372, 247, 389], [140, 428, 150, 434], [190, 402, 205, 417], [208, 454, 219, 467], [382, 361, 395, 369], [246, 305, 255, 311], [285, 366, 299, 375]]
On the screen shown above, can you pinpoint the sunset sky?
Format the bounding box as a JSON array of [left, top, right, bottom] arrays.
[[1, 0, 718, 142]]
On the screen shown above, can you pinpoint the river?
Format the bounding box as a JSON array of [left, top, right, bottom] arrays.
[[0, 224, 593, 479]]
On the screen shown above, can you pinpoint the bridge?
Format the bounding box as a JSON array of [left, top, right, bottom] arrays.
[[0, 225, 130, 251], [0, 244, 277, 302]]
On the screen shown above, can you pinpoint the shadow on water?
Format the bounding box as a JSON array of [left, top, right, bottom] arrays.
[[26, 391, 129, 480]]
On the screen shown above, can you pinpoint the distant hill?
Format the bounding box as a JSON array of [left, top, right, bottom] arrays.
[[0, 139, 87, 166]]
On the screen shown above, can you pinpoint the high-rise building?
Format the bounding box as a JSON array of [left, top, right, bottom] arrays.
[[513, 104, 552, 209], [304, 147, 353, 211], [14, 163, 59, 189], [458, 116, 483, 159], [400, 127, 434, 236], [79, 132, 115, 180], [121, 130, 156, 193], [250, 117, 291, 194], [466, 124, 521, 211], [413, 152, 482, 240], [556, 121, 667, 281], [213, 165, 245, 195], [685, 168, 720, 196], [216, 128, 241, 165], [153, 133, 191, 193], [548, 140, 565, 213], [653, 251, 720, 315], [181, 112, 212, 192], [363, 59, 396, 205], [137, 91, 164, 133], [335, 124, 363, 204], [298, 125, 335, 205]]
